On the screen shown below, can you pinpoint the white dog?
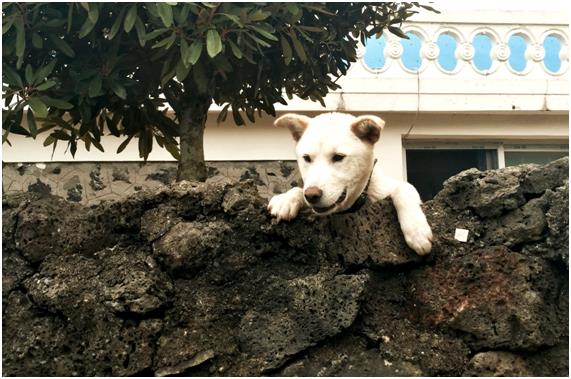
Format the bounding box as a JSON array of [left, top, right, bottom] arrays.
[[267, 112, 433, 255]]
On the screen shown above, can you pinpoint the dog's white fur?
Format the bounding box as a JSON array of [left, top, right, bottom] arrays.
[[267, 112, 433, 255]]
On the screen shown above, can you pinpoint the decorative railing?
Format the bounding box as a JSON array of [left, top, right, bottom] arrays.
[[353, 12, 568, 78]]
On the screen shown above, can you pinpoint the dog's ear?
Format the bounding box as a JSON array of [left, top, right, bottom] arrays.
[[350, 115, 385, 144], [274, 113, 311, 142]]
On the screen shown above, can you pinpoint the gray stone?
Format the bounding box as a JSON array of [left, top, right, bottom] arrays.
[[464, 351, 532, 376], [410, 246, 564, 350], [2, 159, 568, 377], [24, 246, 172, 326], [522, 157, 569, 195], [436, 166, 533, 218], [328, 199, 425, 267], [238, 272, 369, 372], [484, 197, 548, 247]]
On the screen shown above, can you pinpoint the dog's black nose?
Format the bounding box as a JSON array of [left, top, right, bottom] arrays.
[[304, 186, 323, 204]]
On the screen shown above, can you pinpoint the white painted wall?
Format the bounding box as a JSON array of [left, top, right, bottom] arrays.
[[2, 8, 569, 182], [4, 112, 567, 181]]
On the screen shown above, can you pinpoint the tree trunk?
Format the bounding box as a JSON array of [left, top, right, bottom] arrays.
[[176, 97, 211, 182]]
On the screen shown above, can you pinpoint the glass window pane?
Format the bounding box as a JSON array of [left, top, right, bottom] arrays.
[[505, 151, 568, 166], [406, 149, 498, 201]]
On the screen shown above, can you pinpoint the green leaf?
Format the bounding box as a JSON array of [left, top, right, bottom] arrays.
[[28, 97, 48, 118], [52, 130, 71, 141], [157, 3, 173, 27], [180, 37, 190, 66], [289, 32, 306, 62], [43, 135, 56, 146], [31, 32, 43, 48], [2, 15, 14, 34], [35, 80, 56, 91], [67, 4, 73, 33], [221, 13, 242, 26], [3, 65, 23, 87], [232, 106, 245, 126], [108, 7, 126, 40], [48, 35, 75, 57], [88, 76, 102, 97], [41, 96, 74, 109], [88, 4, 99, 24], [25, 64, 33, 84], [109, 82, 127, 99], [175, 59, 191, 81], [176, 4, 191, 25], [228, 39, 242, 59], [188, 40, 203, 65], [216, 103, 230, 123], [134, 17, 146, 46], [206, 29, 222, 58], [33, 60, 56, 85], [280, 35, 292, 65], [78, 18, 96, 38], [124, 5, 137, 32], [152, 32, 176, 49], [14, 17, 25, 60], [248, 25, 278, 41], [249, 10, 271, 22], [117, 134, 133, 153], [163, 138, 181, 160], [27, 109, 37, 137], [388, 26, 408, 39], [143, 28, 169, 41]]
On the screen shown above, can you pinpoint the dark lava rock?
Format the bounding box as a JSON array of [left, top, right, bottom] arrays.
[[521, 157, 569, 195], [277, 333, 424, 377], [464, 351, 532, 376], [2, 158, 568, 376], [410, 246, 564, 350], [329, 199, 425, 267], [436, 166, 530, 218]]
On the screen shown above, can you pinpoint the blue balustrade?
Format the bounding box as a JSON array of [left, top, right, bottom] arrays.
[[401, 32, 423, 71], [472, 33, 493, 71], [437, 33, 458, 72], [544, 34, 562, 73], [363, 35, 386, 70], [508, 34, 527, 72]]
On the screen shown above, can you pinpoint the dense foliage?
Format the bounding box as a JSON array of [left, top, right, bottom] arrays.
[[2, 2, 436, 180]]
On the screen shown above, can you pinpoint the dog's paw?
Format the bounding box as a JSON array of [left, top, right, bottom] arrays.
[[268, 190, 303, 222], [400, 213, 433, 255]]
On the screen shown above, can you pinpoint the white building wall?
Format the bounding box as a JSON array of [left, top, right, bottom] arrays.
[[2, 9, 569, 182]]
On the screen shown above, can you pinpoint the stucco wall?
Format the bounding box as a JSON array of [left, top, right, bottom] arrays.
[[2, 161, 301, 206], [3, 113, 568, 181]]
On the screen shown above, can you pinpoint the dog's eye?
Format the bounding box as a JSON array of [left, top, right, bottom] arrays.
[[303, 154, 312, 163], [332, 154, 346, 162]]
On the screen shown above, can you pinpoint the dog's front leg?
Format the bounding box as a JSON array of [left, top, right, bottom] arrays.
[[390, 182, 433, 255], [268, 187, 305, 222]]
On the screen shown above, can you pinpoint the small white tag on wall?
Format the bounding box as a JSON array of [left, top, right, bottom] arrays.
[[454, 228, 469, 242]]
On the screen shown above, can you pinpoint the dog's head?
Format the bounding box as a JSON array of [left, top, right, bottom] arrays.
[[275, 112, 384, 215]]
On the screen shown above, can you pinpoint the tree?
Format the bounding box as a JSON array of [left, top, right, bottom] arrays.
[[2, 2, 437, 181]]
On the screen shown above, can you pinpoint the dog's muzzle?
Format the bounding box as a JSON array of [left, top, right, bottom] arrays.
[[311, 189, 347, 214]]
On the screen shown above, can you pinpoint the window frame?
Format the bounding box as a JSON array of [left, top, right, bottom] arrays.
[[402, 139, 568, 180]]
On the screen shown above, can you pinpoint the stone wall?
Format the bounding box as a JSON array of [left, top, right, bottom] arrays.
[[2, 161, 300, 205], [2, 158, 568, 376]]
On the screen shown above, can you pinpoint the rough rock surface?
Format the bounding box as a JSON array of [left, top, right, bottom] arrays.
[[2, 158, 568, 376]]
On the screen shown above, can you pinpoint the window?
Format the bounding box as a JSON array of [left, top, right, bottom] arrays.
[[404, 141, 568, 201], [405, 144, 498, 201], [504, 143, 568, 166]]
